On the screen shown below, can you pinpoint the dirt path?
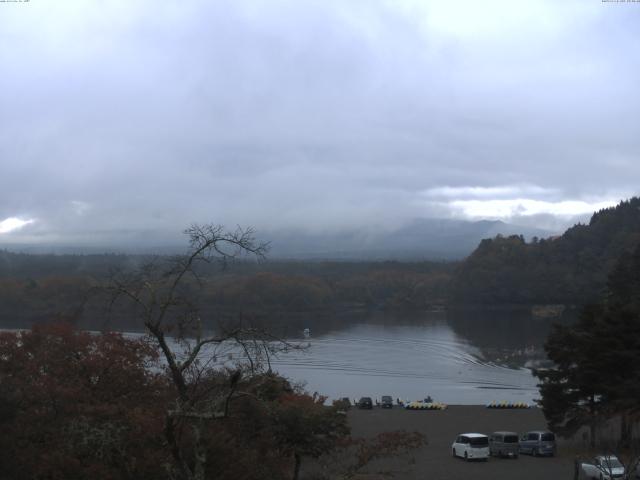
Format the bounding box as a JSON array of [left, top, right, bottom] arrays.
[[344, 405, 574, 480]]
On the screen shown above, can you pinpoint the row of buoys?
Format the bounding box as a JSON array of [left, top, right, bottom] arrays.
[[405, 401, 447, 410], [486, 401, 531, 409]]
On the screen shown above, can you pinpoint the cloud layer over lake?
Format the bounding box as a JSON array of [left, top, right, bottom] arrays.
[[1, 0, 638, 245]]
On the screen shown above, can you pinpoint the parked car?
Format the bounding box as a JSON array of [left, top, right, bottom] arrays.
[[519, 430, 556, 456], [452, 433, 490, 461], [489, 431, 519, 458], [381, 395, 393, 408], [580, 455, 626, 479], [357, 397, 373, 409]]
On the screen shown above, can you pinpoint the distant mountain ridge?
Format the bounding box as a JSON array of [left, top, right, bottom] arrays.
[[451, 197, 640, 305], [1, 218, 553, 261], [263, 218, 552, 260]]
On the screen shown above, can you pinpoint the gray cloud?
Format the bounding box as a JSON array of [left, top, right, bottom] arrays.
[[0, 0, 639, 246]]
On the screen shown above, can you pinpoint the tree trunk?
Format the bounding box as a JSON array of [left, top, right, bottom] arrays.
[[620, 412, 631, 449], [293, 453, 301, 480], [589, 395, 597, 449], [193, 420, 207, 480], [164, 415, 193, 480]]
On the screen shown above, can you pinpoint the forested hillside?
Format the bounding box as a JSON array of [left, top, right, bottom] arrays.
[[0, 251, 453, 330], [451, 197, 640, 305], [3, 197, 639, 326]]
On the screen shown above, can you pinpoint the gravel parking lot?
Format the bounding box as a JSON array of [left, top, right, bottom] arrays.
[[345, 405, 574, 480]]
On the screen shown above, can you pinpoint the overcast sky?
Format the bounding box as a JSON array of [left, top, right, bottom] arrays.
[[1, 0, 639, 247]]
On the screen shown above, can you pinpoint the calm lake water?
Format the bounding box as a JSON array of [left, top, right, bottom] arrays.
[[3, 308, 566, 405], [265, 309, 565, 405]]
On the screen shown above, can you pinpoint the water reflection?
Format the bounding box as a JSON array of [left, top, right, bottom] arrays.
[[268, 309, 570, 404], [446, 308, 570, 369]]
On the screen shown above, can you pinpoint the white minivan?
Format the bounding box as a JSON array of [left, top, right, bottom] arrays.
[[452, 433, 490, 461]]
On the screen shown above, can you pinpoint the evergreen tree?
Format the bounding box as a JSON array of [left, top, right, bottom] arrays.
[[607, 244, 640, 314], [536, 305, 608, 446], [535, 242, 640, 447]]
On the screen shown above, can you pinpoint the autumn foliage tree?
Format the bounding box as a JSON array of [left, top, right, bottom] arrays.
[[0, 321, 354, 480], [0, 323, 168, 480], [271, 392, 350, 480]]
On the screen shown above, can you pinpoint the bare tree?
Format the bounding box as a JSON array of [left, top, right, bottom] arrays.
[[107, 224, 300, 480], [576, 436, 640, 480]]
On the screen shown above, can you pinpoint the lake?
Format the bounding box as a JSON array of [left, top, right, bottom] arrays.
[[264, 308, 565, 405], [6, 307, 563, 406]]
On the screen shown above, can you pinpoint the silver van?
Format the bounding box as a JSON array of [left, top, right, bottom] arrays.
[[519, 430, 556, 457], [489, 431, 519, 458]]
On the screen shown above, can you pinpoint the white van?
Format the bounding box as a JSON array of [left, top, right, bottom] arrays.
[[452, 433, 490, 461]]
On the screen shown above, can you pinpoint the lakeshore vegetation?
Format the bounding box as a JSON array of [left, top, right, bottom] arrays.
[[0, 198, 639, 478]]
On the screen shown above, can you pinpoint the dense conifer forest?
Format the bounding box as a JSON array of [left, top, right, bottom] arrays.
[[450, 197, 640, 305]]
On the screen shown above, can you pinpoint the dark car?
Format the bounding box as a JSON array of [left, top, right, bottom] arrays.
[[519, 430, 556, 457], [381, 395, 393, 408], [358, 397, 373, 409]]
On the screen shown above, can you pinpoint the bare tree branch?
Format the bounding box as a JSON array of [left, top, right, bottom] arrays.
[[104, 224, 286, 480]]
